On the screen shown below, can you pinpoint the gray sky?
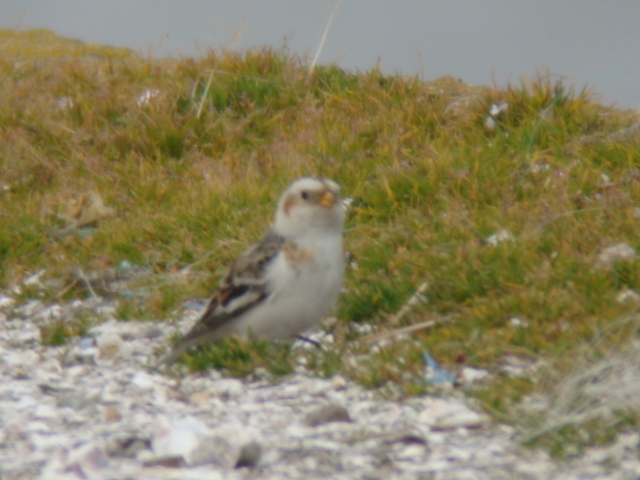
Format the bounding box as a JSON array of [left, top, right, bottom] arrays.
[[2, 1, 639, 108]]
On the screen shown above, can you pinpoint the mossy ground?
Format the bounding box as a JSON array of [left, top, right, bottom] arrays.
[[2, 29, 640, 457]]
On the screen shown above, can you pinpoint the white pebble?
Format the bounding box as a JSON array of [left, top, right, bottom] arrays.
[[617, 289, 640, 304], [595, 242, 637, 270], [97, 333, 123, 359], [460, 367, 490, 384], [23, 269, 46, 287], [419, 398, 489, 430], [33, 403, 58, 420], [0, 296, 15, 309], [486, 229, 515, 246]]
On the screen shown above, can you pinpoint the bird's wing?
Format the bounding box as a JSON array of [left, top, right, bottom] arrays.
[[156, 230, 285, 366]]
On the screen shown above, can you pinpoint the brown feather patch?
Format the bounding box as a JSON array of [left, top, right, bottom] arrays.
[[282, 242, 315, 266], [283, 195, 297, 217]]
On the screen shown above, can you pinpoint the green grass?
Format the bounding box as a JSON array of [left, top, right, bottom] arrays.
[[3, 28, 640, 455]]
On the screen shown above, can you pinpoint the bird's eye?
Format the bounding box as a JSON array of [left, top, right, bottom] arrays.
[[301, 191, 309, 200]]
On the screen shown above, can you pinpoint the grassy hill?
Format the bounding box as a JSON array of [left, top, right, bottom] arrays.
[[2, 28, 640, 456]]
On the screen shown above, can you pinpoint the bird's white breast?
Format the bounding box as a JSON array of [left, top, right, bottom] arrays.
[[228, 232, 344, 340]]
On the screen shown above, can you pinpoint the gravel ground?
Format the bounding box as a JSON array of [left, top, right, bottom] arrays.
[[1, 295, 640, 480]]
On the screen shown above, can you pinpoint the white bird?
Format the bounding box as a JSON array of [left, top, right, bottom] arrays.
[[157, 177, 346, 366]]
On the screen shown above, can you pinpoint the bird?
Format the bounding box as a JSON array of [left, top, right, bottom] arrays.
[[157, 177, 346, 366]]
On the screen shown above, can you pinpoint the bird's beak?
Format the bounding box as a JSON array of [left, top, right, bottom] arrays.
[[319, 190, 337, 208]]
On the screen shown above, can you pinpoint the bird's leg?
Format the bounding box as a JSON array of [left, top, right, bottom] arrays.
[[296, 335, 323, 349]]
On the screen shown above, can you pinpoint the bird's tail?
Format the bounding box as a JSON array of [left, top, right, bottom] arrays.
[[154, 337, 196, 368]]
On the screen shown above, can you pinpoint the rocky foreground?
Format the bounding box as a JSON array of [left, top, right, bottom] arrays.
[[1, 295, 639, 480]]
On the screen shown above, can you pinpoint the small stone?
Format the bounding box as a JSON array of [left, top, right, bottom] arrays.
[[79, 337, 96, 348], [57, 96, 74, 110], [152, 416, 209, 464], [58, 393, 93, 410], [490, 102, 509, 116], [38, 304, 63, 322], [616, 288, 640, 305], [108, 436, 151, 458], [95, 303, 118, 319], [530, 162, 551, 173], [5, 349, 41, 367], [331, 375, 348, 390], [97, 332, 123, 359], [24, 269, 46, 287], [486, 229, 515, 247], [210, 378, 244, 399], [137, 324, 164, 339], [484, 116, 497, 130], [33, 403, 57, 420], [433, 409, 487, 430], [252, 367, 270, 380], [595, 242, 637, 270], [235, 441, 262, 468], [130, 371, 156, 389], [351, 323, 376, 335], [65, 345, 99, 366], [16, 300, 44, 318], [0, 296, 15, 309], [305, 404, 352, 427], [393, 443, 428, 461], [61, 443, 109, 478], [103, 406, 121, 422], [508, 316, 529, 327], [383, 432, 428, 445], [137, 88, 161, 107], [189, 435, 237, 467], [6, 324, 41, 345], [419, 398, 489, 430], [499, 355, 544, 378], [189, 391, 213, 407], [142, 455, 186, 468], [460, 367, 490, 384]]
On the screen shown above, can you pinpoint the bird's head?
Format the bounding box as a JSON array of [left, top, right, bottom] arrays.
[[274, 177, 346, 238]]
